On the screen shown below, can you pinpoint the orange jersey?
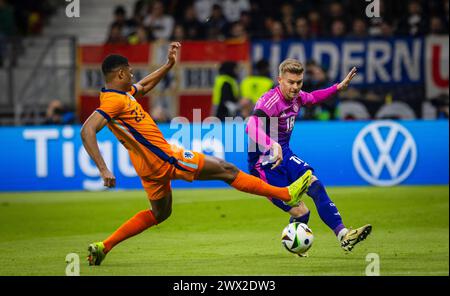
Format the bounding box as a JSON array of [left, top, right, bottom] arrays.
[[96, 85, 199, 181]]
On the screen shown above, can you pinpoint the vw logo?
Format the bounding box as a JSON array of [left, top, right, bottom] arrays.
[[352, 121, 417, 186]]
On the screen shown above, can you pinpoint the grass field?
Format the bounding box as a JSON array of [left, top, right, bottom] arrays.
[[0, 186, 448, 276]]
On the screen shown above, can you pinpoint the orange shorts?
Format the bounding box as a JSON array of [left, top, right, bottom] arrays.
[[140, 150, 205, 200]]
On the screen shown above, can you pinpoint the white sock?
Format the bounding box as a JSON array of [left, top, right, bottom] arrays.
[[337, 228, 349, 242]]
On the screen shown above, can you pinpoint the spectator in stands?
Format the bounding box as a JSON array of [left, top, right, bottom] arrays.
[[429, 16, 447, 34], [128, 25, 152, 45], [330, 20, 347, 38], [259, 16, 275, 39], [349, 18, 368, 38], [44, 100, 75, 125], [379, 20, 395, 37], [280, 2, 295, 38], [181, 5, 205, 40], [105, 23, 128, 44], [27, 11, 43, 35], [165, 0, 192, 21], [228, 21, 248, 41], [238, 11, 256, 39], [143, 0, 175, 40], [270, 21, 285, 42], [204, 4, 229, 40], [194, 0, 218, 22], [294, 17, 311, 40], [397, 0, 427, 36], [307, 10, 322, 38], [111, 6, 135, 38], [326, 2, 346, 36], [213, 61, 240, 121], [132, 0, 148, 20], [222, 0, 250, 23], [171, 24, 186, 41], [246, 1, 266, 39]]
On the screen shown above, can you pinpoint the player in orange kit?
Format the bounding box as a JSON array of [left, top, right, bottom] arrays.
[[81, 42, 311, 266]]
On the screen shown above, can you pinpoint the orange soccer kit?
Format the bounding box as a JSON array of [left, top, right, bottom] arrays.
[[95, 85, 292, 253], [96, 85, 205, 200]]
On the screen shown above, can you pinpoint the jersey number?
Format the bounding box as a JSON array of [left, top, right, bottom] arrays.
[[131, 106, 145, 122], [289, 155, 309, 167], [286, 116, 295, 132]]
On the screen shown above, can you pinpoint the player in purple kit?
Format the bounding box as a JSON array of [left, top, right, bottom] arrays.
[[246, 59, 372, 253]]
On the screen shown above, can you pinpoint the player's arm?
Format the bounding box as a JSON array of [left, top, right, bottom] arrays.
[[246, 110, 283, 169], [301, 67, 357, 106], [133, 42, 181, 98], [80, 112, 116, 188]]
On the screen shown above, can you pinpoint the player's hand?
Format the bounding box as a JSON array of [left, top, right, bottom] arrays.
[[337, 67, 357, 91], [167, 42, 181, 66], [100, 168, 116, 188], [270, 142, 283, 170]]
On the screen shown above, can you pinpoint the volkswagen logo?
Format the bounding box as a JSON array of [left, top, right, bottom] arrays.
[[352, 121, 417, 186]]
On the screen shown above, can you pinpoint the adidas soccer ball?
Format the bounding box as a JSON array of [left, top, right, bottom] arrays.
[[281, 222, 314, 255]]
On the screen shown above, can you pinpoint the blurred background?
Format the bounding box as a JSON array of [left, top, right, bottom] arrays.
[[0, 0, 448, 192], [0, 0, 448, 125]]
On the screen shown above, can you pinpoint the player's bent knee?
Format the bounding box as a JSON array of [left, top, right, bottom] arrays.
[[290, 202, 309, 217], [219, 160, 239, 182], [153, 207, 172, 223]]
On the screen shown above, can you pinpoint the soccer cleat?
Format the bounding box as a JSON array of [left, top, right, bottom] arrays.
[[87, 242, 106, 266], [340, 224, 372, 252], [285, 170, 312, 207]]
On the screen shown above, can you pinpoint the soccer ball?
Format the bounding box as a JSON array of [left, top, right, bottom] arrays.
[[281, 222, 314, 255]]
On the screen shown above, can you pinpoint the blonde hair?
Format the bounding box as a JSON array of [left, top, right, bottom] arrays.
[[279, 59, 304, 76]]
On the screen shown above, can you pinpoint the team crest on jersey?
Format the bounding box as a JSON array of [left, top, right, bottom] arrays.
[[184, 151, 195, 159]]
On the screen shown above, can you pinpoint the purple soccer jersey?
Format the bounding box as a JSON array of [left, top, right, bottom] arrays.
[[253, 84, 337, 148], [247, 84, 338, 167]]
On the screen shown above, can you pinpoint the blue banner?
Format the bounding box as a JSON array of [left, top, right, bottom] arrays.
[[0, 120, 447, 192], [252, 37, 424, 86]]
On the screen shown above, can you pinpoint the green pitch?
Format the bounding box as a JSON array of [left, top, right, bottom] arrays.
[[0, 186, 448, 276]]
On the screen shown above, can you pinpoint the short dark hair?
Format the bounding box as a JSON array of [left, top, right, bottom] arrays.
[[219, 61, 237, 78], [101, 54, 129, 76], [114, 5, 126, 16], [255, 59, 269, 73]]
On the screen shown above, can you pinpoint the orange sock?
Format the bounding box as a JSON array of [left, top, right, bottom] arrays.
[[103, 209, 157, 253], [230, 171, 290, 202]]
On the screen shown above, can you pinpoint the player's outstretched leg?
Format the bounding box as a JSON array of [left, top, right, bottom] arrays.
[[87, 192, 172, 266], [196, 156, 306, 205], [305, 175, 372, 251], [284, 169, 312, 206]]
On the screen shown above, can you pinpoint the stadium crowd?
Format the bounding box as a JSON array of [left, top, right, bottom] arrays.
[[1, 0, 449, 122], [100, 0, 449, 121], [103, 0, 449, 44]]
